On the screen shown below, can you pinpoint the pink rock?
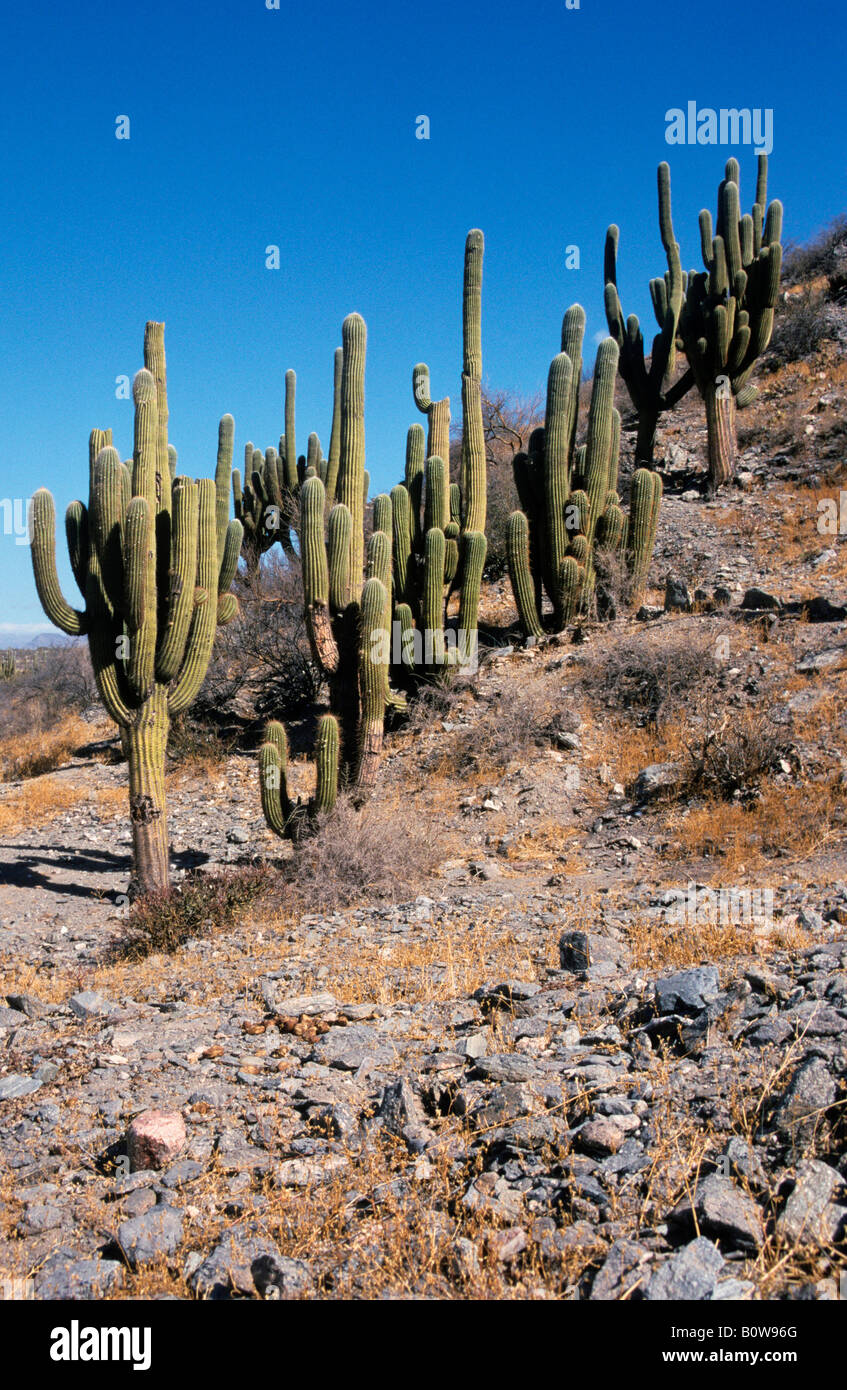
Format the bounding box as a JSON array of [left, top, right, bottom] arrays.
[[127, 1109, 186, 1172]]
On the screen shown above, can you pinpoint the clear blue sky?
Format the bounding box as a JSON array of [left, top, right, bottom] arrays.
[[0, 0, 842, 638]]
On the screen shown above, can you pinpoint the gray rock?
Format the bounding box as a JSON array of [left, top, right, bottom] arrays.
[[669, 1174, 763, 1251], [473, 1053, 542, 1084], [655, 966, 720, 1016], [664, 576, 692, 612], [0, 1074, 42, 1101], [313, 1024, 398, 1072], [469, 1083, 540, 1129], [117, 1206, 184, 1266], [777, 1160, 847, 1246], [192, 1233, 286, 1299], [590, 1238, 652, 1300], [68, 990, 118, 1020], [0, 1006, 28, 1029], [741, 587, 780, 611], [272, 990, 339, 1017], [773, 1057, 836, 1141], [645, 1238, 725, 1301], [559, 930, 631, 978], [37, 1255, 124, 1301], [633, 762, 682, 803], [6, 992, 48, 1018], [251, 1252, 314, 1299]]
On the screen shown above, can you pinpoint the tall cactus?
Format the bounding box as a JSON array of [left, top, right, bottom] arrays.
[[507, 320, 662, 636], [259, 314, 393, 840], [677, 154, 783, 489], [390, 231, 488, 674], [604, 163, 693, 465], [608, 154, 782, 490], [29, 323, 242, 896], [0, 650, 16, 680]]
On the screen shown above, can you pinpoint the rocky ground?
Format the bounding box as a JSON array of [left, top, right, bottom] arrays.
[[0, 343, 846, 1301]]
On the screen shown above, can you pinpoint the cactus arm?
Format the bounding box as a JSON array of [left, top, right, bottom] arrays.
[[29, 489, 88, 635], [167, 478, 218, 714], [461, 229, 486, 533], [336, 314, 367, 601], [507, 511, 543, 639], [156, 477, 199, 683]]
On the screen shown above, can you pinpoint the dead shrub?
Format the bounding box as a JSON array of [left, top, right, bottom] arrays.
[[578, 628, 723, 726], [683, 708, 792, 799], [280, 795, 443, 911]]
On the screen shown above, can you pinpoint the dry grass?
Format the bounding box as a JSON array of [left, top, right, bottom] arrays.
[[625, 905, 810, 975], [0, 778, 125, 836], [0, 714, 94, 782], [661, 780, 846, 874]]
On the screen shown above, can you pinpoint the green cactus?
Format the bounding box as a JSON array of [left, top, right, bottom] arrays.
[[260, 313, 397, 838], [608, 155, 782, 490], [390, 231, 488, 672], [0, 650, 16, 680], [507, 323, 663, 636], [604, 163, 693, 465], [677, 154, 783, 489], [29, 323, 242, 896]]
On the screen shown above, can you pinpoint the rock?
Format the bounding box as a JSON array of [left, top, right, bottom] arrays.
[[655, 966, 720, 1016], [713, 586, 732, 605], [127, 1109, 187, 1172], [777, 1160, 847, 1246], [0, 1005, 28, 1029], [590, 1238, 652, 1300], [740, 587, 780, 611], [469, 1083, 540, 1129], [473, 1054, 542, 1084], [558, 930, 632, 979], [0, 1073, 42, 1101], [272, 990, 338, 1016], [191, 1233, 286, 1299], [37, 1255, 124, 1300], [116, 1206, 184, 1266], [668, 1174, 763, 1251], [576, 1118, 626, 1157], [632, 762, 682, 803], [273, 1154, 349, 1187], [773, 1058, 837, 1142], [664, 576, 692, 612], [636, 605, 664, 622], [376, 1077, 426, 1137], [313, 1024, 398, 1072], [645, 1238, 725, 1301], [68, 990, 118, 1020], [486, 1227, 528, 1263], [462, 1173, 523, 1223], [251, 1252, 314, 1299], [5, 992, 48, 1018], [227, 827, 249, 844]]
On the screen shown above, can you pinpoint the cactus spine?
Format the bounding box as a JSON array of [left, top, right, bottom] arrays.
[[507, 317, 663, 636], [29, 324, 242, 896]]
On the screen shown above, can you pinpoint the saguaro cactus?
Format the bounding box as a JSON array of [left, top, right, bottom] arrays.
[[507, 318, 663, 636], [29, 323, 242, 896], [259, 313, 393, 839], [390, 231, 488, 672], [607, 155, 782, 489], [604, 163, 693, 465], [677, 154, 783, 489]]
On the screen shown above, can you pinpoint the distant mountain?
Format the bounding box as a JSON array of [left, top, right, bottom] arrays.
[[25, 632, 84, 649]]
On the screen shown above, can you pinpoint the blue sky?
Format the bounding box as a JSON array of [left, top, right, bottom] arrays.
[[0, 0, 842, 638]]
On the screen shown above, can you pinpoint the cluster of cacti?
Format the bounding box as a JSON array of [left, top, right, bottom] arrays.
[[259, 312, 394, 840], [0, 650, 16, 680], [29, 323, 243, 895], [507, 317, 663, 637], [388, 230, 488, 671], [232, 370, 299, 569], [606, 154, 782, 490], [678, 154, 783, 488]]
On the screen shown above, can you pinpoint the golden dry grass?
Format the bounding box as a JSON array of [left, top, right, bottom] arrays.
[[0, 778, 125, 836], [661, 780, 846, 874], [0, 714, 93, 782]]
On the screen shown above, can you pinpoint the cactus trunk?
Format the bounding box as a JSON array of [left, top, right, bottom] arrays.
[[125, 686, 170, 896], [705, 384, 736, 490]]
